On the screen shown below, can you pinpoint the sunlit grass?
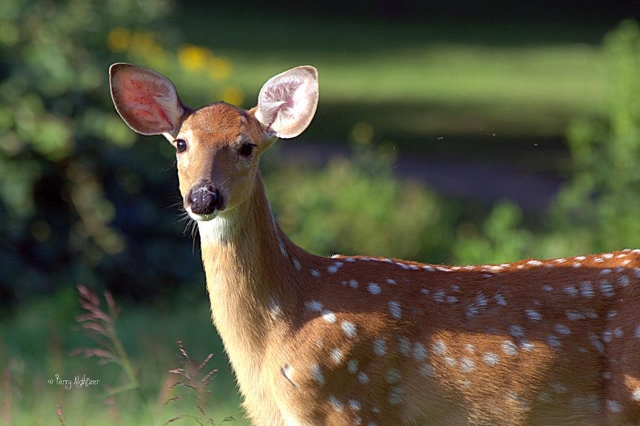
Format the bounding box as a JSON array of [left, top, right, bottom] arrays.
[[172, 9, 609, 138], [221, 44, 606, 138], [0, 293, 248, 426]]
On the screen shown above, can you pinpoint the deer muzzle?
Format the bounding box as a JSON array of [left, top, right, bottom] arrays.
[[186, 180, 223, 220]]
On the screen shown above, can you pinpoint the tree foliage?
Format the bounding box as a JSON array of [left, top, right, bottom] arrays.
[[454, 20, 640, 263]]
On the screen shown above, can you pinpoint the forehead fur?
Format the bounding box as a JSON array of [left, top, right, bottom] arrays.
[[182, 102, 264, 143]]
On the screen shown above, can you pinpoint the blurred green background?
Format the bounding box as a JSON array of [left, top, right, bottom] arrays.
[[1, 0, 639, 424]]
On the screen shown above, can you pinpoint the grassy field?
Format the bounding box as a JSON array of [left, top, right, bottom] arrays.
[[176, 9, 610, 144], [1, 289, 248, 425]]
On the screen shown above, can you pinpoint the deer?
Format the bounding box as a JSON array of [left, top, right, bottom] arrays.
[[109, 62, 640, 426]]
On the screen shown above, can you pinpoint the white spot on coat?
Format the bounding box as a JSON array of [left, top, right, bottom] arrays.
[[268, 298, 283, 319], [501, 340, 518, 356], [388, 301, 402, 319], [374, 338, 387, 356], [600, 281, 615, 298], [368, 283, 381, 295], [589, 332, 605, 354], [520, 340, 535, 352], [494, 293, 507, 305], [607, 400, 622, 413], [617, 275, 630, 287], [329, 395, 344, 412], [398, 336, 411, 357], [525, 309, 542, 321], [431, 340, 447, 356], [330, 349, 343, 364], [509, 325, 526, 338], [305, 300, 323, 312], [563, 286, 579, 297], [547, 335, 562, 348], [341, 321, 357, 338], [460, 357, 476, 373], [311, 363, 324, 384], [388, 386, 404, 405], [385, 368, 402, 383], [348, 399, 362, 411], [566, 311, 585, 321], [327, 262, 343, 274], [482, 352, 499, 366], [322, 310, 337, 323], [420, 363, 435, 377], [357, 372, 369, 384], [579, 281, 595, 298], [292, 257, 301, 271], [413, 343, 428, 361]]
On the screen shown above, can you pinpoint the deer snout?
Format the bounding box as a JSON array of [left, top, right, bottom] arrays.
[[186, 180, 223, 219]]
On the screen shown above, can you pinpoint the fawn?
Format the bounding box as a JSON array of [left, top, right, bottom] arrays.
[[110, 63, 640, 426]]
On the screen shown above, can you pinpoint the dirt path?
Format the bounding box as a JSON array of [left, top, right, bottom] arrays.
[[273, 142, 565, 214]]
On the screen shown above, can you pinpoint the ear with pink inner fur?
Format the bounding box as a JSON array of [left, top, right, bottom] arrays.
[[109, 63, 189, 138], [254, 66, 319, 139]]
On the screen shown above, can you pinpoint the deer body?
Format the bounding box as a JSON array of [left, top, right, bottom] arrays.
[[110, 63, 640, 426]]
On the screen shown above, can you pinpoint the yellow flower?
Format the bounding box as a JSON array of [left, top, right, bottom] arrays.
[[208, 56, 232, 80], [221, 86, 244, 106], [129, 31, 157, 55], [107, 27, 130, 52], [178, 44, 210, 71]]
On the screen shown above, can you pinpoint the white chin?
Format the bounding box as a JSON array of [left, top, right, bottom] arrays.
[[186, 208, 218, 222]]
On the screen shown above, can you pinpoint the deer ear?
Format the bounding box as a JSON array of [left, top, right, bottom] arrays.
[[254, 66, 318, 139], [109, 63, 189, 138]]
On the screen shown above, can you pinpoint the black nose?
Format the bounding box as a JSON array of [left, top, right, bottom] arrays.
[[187, 181, 221, 215]]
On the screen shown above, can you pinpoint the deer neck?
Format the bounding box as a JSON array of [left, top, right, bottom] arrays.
[[196, 172, 301, 368]]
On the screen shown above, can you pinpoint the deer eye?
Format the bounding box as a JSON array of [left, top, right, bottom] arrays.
[[239, 143, 257, 158], [175, 138, 188, 153]]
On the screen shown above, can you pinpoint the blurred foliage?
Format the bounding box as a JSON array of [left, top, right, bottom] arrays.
[[267, 138, 457, 263], [454, 20, 640, 263], [553, 19, 640, 251], [452, 201, 534, 265], [0, 0, 244, 308]]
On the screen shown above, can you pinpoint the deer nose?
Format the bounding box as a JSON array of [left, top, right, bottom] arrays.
[[187, 181, 221, 216]]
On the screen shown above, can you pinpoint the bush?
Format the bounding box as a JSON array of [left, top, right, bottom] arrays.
[[0, 0, 240, 307], [553, 19, 640, 252], [453, 20, 640, 265], [266, 141, 457, 263]]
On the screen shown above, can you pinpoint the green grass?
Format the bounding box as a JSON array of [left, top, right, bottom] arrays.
[[174, 8, 610, 142], [221, 44, 605, 143], [0, 291, 248, 426]]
